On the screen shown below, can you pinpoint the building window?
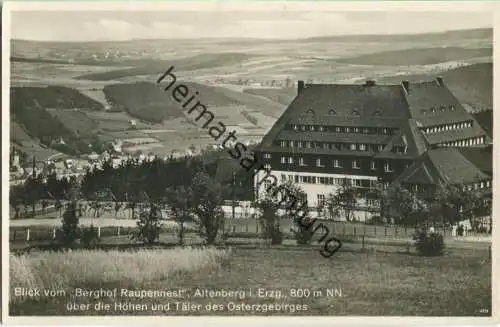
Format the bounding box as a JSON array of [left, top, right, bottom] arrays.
[[370, 160, 376, 170], [378, 144, 384, 152], [293, 125, 298, 131], [306, 142, 312, 149], [264, 164, 271, 170], [352, 160, 361, 169], [301, 125, 306, 131], [354, 127, 360, 133], [288, 157, 294, 164], [298, 141, 303, 148], [382, 128, 388, 134], [281, 174, 286, 182], [264, 153, 272, 159], [359, 144, 367, 151], [384, 161, 392, 172], [281, 157, 286, 164], [345, 127, 351, 133], [335, 127, 341, 133], [316, 158, 324, 167], [333, 159, 342, 168], [353, 179, 362, 187], [350, 144, 357, 151], [280, 141, 286, 148], [323, 143, 329, 149], [299, 157, 306, 166], [317, 194, 326, 207], [295, 175, 299, 183], [309, 125, 315, 131]]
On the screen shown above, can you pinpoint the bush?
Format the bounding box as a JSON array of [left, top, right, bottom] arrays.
[[412, 229, 445, 256], [59, 201, 80, 247], [292, 217, 315, 245], [81, 225, 100, 249]]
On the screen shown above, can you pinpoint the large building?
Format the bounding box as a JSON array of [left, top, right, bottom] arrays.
[[254, 78, 492, 219]]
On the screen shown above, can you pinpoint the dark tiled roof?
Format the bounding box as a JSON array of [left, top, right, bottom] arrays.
[[257, 79, 490, 168], [456, 146, 492, 176], [427, 148, 489, 184], [395, 147, 490, 186], [259, 83, 408, 148], [405, 81, 468, 120], [393, 158, 441, 185]]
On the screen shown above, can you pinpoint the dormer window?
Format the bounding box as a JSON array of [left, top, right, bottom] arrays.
[[431, 107, 436, 113], [440, 106, 445, 112], [306, 108, 314, 114], [309, 125, 315, 132], [374, 109, 382, 116], [319, 126, 325, 132], [293, 124, 298, 131], [450, 105, 455, 111], [422, 109, 427, 115], [351, 110, 360, 116], [329, 109, 337, 115], [301, 125, 306, 131]]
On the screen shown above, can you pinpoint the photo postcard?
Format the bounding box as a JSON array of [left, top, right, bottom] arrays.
[[2, 1, 498, 325]]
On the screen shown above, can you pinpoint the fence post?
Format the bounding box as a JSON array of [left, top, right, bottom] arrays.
[[52, 228, 56, 240], [97, 226, 101, 239], [363, 225, 366, 236], [361, 235, 365, 251], [374, 226, 377, 236], [405, 227, 408, 237], [26, 228, 30, 242], [117, 226, 121, 236], [354, 227, 356, 236], [13, 230, 17, 242], [342, 225, 346, 236], [395, 227, 398, 237], [384, 227, 387, 237]]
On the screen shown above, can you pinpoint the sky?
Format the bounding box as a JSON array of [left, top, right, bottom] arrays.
[[10, 10, 493, 41]]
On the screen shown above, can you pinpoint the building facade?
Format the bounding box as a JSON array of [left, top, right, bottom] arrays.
[[254, 78, 492, 220]]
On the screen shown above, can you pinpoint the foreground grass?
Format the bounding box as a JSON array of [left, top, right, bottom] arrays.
[[9, 246, 490, 316]]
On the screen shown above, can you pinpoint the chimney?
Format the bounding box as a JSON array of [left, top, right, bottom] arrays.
[[298, 80, 305, 95], [402, 80, 410, 93], [436, 76, 444, 86], [364, 80, 376, 87]]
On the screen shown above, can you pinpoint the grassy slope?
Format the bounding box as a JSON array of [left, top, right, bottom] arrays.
[[9, 247, 491, 316], [10, 86, 108, 155], [337, 47, 492, 66], [378, 63, 493, 110], [103, 81, 285, 124]]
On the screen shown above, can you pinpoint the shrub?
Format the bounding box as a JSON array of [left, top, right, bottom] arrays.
[[133, 203, 163, 245], [412, 229, 445, 256], [59, 201, 80, 247], [292, 217, 315, 245]]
